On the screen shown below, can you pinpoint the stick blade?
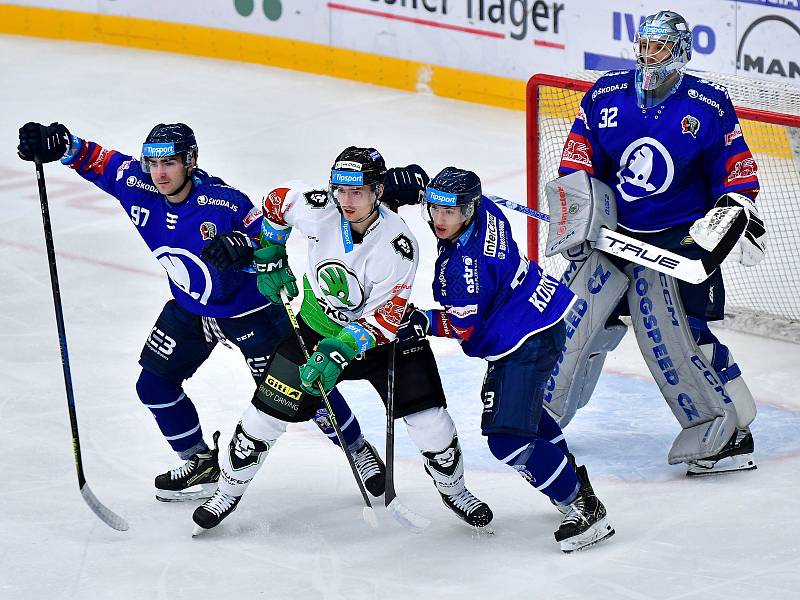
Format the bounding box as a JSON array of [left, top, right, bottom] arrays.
[[386, 497, 430, 533], [80, 483, 129, 531]]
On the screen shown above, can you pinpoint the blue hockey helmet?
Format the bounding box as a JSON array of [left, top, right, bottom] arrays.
[[422, 167, 482, 228], [634, 10, 692, 106], [141, 123, 198, 173]]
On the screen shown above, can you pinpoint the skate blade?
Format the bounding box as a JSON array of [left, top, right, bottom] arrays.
[[191, 524, 208, 537], [559, 518, 614, 553], [686, 454, 757, 477], [156, 483, 217, 502]]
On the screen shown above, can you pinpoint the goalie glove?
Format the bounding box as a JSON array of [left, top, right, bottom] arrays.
[[690, 193, 766, 267]]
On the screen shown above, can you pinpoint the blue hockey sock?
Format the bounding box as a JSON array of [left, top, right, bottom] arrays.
[[312, 387, 362, 448], [689, 317, 742, 383], [488, 432, 578, 504], [136, 369, 206, 459], [537, 408, 570, 456]]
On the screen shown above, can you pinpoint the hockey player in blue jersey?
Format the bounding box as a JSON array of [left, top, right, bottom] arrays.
[[397, 167, 614, 552], [17, 122, 384, 502], [546, 10, 766, 475]]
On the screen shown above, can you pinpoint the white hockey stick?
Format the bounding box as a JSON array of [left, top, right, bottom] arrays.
[[486, 195, 746, 284]]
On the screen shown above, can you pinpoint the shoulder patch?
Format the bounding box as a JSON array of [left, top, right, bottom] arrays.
[[304, 189, 328, 209], [391, 233, 415, 261]]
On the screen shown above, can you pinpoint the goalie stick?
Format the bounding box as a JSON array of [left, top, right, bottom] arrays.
[[279, 289, 378, 529], [33, 158, 129, 532], [486, 195, 747, 285], [384, 342, 431, 533]]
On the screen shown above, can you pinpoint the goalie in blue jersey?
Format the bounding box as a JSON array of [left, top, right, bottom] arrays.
[[17, 122, 383, 503], [546, 10, 766, 475], [397, 167, 614, 553]]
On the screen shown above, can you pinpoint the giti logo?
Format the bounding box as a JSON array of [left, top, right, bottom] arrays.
[[266, 375, 302, 400]]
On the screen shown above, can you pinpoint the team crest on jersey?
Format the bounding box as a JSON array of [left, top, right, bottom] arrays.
[[200, 222, 217, 240], [391, 234, 415, 261], [316, 261, 366, 311], [616, 137, 675, 202], [304, 190, 328, 209], [681, 115, 700, 138]]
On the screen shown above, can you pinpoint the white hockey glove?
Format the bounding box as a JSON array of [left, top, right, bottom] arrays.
[[689, 193, 766, 267]]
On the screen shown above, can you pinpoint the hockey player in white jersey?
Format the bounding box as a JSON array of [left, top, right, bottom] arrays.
[[546, 10, 766, 475], [192, 147, 492, 533]]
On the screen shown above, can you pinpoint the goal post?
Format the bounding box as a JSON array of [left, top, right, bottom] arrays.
[[526, 72, 800, 342]]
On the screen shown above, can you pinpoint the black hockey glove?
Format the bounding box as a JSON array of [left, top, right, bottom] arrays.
[[396, 306, 431, 345], [382, 164, 430, 208], [18, 122, 71, 163], [201, 231, 255, 270]]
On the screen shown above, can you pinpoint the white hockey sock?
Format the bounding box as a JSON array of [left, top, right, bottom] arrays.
[[217, 404, 287, 497]]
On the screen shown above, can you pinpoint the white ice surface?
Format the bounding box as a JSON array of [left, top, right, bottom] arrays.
[[1, 36, 799, 600]]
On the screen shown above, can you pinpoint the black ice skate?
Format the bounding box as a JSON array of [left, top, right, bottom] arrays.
[[554, 465, 614, 553], [351, 439, 386, 498], [191, 488, 241, 536], [155, 431, 221, 502], [439, 488, 494, 530], [686, 428, 756, 476], [422, 436, 493, 531]]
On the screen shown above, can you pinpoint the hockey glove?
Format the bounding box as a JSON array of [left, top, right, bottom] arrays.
[[254, 244, 298, 303], [382, 165, 430, 207], [201, 231, 255, 270], [18, 122, 71, 163], [396, 306, 431, 345], [690, 193, 766, 267], [298, 337, 357, 396]]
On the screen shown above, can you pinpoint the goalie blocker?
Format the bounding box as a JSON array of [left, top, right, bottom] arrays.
[[542, 172, 757, 470]]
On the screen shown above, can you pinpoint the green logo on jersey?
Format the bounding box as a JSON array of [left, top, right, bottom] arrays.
[[316, 262, 365, 311]]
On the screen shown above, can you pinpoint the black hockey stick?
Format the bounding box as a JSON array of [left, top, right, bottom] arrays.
[[279, 289, 378, 528], [487, 195, 747, 284], [384, 341, 430, 533], [33, 157, 129, 531]]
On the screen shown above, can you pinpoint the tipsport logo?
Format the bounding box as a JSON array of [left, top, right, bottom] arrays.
[[233, 0, 282, 21]]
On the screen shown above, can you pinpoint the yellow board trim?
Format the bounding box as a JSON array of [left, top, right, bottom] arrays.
[[0, 4, 526, 111]]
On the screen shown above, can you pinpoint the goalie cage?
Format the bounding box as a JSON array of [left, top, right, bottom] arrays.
[[527, 71, 800, 343]]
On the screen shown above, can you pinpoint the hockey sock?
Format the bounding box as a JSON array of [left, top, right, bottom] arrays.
[[217, 404, 286, 497], [136, 369, 206, 459], [403, 407, 457, 453], [488, 432, 579, 504], [537, 408, 571, 456], [311, 387, 362, 448]]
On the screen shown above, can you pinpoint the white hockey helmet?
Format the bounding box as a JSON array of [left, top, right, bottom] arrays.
[[634, 11, 692, 101]]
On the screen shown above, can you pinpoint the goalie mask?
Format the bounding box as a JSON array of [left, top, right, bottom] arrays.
[[634, 10, 692, 108], [328, 146, 387, 224], [423, 167, 481, 240]]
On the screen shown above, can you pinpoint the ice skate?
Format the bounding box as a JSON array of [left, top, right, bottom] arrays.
[[191, 488, 241, 536], [155, 431, 220, 502], [351, 438, 386, 497], [686, 428, 756, 476], [554, 465, 614, 553]]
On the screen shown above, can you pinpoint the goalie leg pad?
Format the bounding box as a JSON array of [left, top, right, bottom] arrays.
[[217, 404, 285, 497], [626, 264, 738, 464], [544, 252, 629, 426]]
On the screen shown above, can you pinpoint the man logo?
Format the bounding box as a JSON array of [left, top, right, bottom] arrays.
[[681, 115, 700, 138], [737, 16, 800, 80], [391, 234, 415, 261]]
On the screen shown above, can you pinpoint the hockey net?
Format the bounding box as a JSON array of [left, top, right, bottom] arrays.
[[527, 72, 800, 342]]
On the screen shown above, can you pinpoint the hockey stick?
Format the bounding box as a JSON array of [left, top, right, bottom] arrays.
[[486, 195, 746, 285], [278, 289, 378, 528], [384, 341, 431, 533], [33, 158, 129, 532]]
